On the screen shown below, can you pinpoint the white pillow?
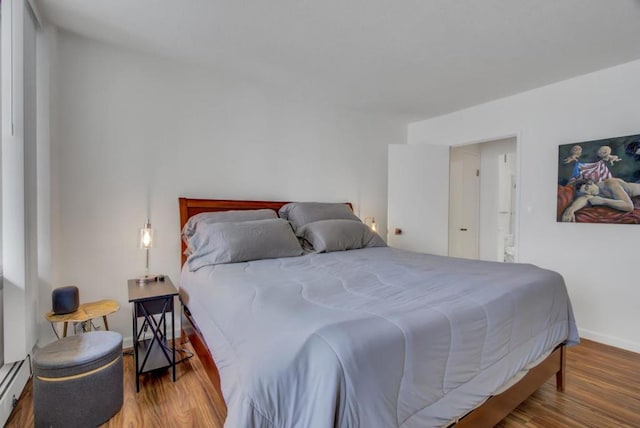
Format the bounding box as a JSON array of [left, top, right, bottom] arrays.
[[182, 209, 278, 239], [278, 202, 360, 231], [187, 218, 303, 270], [182, 209, 278, 254], [297, 219, 386, 253]]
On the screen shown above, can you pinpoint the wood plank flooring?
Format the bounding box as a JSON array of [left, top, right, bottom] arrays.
[[7, 338, 640, 427], [6, 342, 226, 428]]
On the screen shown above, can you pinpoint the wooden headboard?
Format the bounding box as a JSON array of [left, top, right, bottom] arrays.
[[179, 198, 292, 266], [179, 198, 354, 266]]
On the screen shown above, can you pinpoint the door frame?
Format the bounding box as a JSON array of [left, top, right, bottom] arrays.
[[449, 132, 522, 262]]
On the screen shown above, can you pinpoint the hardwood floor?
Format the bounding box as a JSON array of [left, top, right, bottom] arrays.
[[6, 342, 226, 428], [6, 338, 640, 427], [496, 339, 640, 428]]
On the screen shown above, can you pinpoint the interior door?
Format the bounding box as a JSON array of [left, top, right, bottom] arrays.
[[448, 147, 480, 259], [388, 144, 450, 255]]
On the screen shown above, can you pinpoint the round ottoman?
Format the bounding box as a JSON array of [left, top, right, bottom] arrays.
[[33, 331, 123, 428]]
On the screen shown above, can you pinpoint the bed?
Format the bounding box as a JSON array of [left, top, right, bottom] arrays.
[[178, 197, 579, 428]]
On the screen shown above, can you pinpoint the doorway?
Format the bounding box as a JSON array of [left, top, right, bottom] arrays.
[[448, 138, 518, 262]]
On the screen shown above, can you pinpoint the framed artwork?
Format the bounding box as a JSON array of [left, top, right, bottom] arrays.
[[557, 133, 640, 224]]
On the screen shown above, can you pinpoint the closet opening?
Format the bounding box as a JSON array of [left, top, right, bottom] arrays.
[[448, 137, 518, 262]]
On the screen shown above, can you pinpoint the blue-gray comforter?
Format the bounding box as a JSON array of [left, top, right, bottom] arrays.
[[180, 247, 578, 428]]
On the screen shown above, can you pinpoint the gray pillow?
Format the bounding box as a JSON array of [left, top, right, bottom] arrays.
[[187, 218, 303, 271], [187, 218, 303, 270], [182, 209, 278, 239], [279, 202, 360, 231], [297, 219, 386, 253]]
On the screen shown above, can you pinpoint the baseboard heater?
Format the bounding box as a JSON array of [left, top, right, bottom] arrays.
[[0, 357, 31, 426]]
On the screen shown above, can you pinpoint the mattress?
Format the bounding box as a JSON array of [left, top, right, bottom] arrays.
[[179, 247, 579, 428]]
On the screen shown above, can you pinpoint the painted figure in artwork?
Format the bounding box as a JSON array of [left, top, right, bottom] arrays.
[[563, 145, 583, 164], [596, 146, 621, 166], [566, 145, 621, 183], [561, 177, 640, 222], [558, 134, 640, 224]]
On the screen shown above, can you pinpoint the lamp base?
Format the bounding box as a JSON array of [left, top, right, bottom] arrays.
[[136, 274, 157, 284]]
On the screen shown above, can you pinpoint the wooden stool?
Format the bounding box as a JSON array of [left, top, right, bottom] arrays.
[[46, 299, 120, 338]]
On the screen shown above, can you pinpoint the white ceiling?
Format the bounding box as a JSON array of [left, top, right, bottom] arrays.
[[37, 0, 640, 121]]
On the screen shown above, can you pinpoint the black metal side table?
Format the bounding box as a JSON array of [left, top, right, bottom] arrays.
[[127, 277, 179, 392]]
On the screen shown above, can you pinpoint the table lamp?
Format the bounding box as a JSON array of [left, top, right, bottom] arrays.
[[137, 220, 155, 283], [364, 216, 377, 232]]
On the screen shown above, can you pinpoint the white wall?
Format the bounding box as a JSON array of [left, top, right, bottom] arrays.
[[409, 59, 640, 352], [36, 24, 56, 346], [51, 32, 404, 346]]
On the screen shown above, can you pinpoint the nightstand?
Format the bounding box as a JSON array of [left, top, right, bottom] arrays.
[[127, 277, 179, 392]]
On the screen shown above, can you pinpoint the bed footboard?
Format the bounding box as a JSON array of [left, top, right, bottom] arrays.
[[454, 344, 565, 427], [183, 296, 564, 428]]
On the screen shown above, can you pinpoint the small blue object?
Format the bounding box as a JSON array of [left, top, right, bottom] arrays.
[[52, 286, 79, 315]]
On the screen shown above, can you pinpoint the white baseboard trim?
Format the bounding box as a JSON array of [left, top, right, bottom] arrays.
[[0, 357, 31, 426], [578, 328, 640, 353]]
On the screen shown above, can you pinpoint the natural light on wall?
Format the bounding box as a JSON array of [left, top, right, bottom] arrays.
[[0, 1, 42, 425]]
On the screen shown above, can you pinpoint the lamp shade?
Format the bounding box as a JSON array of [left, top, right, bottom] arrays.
[[364, 216, 377, 232], [139, 221, 153, 249]]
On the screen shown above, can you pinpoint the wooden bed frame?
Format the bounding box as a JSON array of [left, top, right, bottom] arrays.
[[178, 197, 566, 427]]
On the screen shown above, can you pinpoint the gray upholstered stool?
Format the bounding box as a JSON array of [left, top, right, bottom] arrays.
[[33, 330, 123, 428]]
